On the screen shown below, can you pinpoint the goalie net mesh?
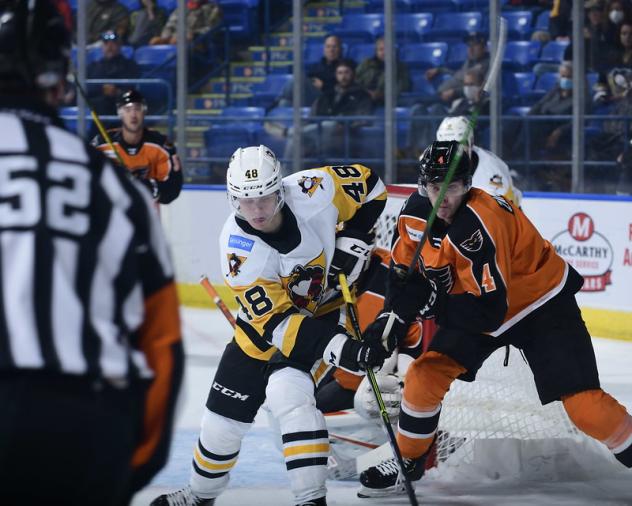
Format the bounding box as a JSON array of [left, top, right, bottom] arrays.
[[378, 185, 581, 468]]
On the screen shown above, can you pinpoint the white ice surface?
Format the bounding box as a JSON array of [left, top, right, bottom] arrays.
[[131, 307, 632, 506]]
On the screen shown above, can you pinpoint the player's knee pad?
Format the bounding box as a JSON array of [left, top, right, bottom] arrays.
[[404, 351, 465, 409], [266, 367, 317, 418], [189, 408, 251, 496], [563, 389, 632, 466], [265, 367, 328, 503]]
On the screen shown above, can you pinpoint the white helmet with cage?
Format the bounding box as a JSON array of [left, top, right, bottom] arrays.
[[226, 145, 284, 216], [436, 116, 474, 155]]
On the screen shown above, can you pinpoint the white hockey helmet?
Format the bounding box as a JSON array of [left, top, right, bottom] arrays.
[[436, 116, 473, 154], [226, 145, 284, 216]]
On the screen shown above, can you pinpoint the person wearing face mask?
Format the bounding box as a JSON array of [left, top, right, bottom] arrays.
[[444, 68, 489, 117], [520, 61, 592, 186], [605, 0, 632, 45]]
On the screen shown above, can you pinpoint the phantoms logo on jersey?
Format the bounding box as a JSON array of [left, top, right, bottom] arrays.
[[552, 212, 614, 292], [298, 176, 324, 197], [460, 229, 483, 252]]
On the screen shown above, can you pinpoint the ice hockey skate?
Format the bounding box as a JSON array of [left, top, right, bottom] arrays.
[[150, 486, 215, 506], [296, 497, 327, 506], [357, 455, 426, 498]]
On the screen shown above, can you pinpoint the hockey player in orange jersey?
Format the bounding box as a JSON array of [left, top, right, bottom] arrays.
[[358, 140, 632, 498]]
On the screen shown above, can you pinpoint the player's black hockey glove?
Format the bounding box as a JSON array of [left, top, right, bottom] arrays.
[[322, 333, 389, 374], [417, 276, 440, 319], [384, 265, 433, 322], [327, 230, 374, 289], [362, 311, 407, 353]]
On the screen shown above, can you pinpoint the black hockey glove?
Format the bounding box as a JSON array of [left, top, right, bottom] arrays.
[[323, 333, 389, 374], [417, 278, 439, 319], [327, 230, 374, 289], [384, 265, 434, 322], [362, 311, 408, 352]]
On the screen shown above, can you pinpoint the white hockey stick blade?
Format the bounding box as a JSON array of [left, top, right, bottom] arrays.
[[483, 16, 507, 95]]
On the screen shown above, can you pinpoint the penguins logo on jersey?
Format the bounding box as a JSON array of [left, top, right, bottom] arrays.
[[227, 253, 247, 277], [298, 176, 324, 197], [460, 229, 483, 252], [284, 264, 325, 310]]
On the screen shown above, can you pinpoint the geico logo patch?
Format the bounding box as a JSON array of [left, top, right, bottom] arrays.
[[212, 381, 250, 401]]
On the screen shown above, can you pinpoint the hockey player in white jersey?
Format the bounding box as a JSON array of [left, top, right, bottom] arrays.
[[436, 116, 522, 206], [151, 145, 391, 506]]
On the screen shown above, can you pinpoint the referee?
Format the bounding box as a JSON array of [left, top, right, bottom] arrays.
[[0, 2, 184, 505]]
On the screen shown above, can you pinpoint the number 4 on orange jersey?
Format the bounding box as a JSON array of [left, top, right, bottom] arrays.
[[481, 263, 497, 293]]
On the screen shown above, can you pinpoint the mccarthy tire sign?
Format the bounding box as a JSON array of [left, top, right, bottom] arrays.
[[551, 212, 614, 292]]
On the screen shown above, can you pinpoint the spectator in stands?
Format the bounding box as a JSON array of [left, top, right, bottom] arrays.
[[424, 32, 490, 108], [355, 36, 411, 106], [511, 61, 591, 165], [407, 68, 489, 157], [307, 34, 353, 93], [87, 31, 140, 116], [588, 67, 632, 161], [548, 0, 573, 41], [149, 0, 222, 45], [86, 0, 130, 44], [563, 0, 615, 74], [128, 0, 167, 47], [283, 59, 372, 163], [608, 20, 632, 67], [604, 0, 632, 45]]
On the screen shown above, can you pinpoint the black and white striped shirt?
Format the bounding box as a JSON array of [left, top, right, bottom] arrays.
[[0, 98, 179, 382]]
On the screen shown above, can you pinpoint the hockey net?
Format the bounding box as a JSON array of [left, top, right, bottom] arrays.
[[377, 185, 582, 469]]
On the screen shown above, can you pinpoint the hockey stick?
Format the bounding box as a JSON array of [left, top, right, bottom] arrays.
[[406, 17, 507, 277], [71, 73, 128, 169], [338, 273, 419, 506], [200, 275, 237, 328]]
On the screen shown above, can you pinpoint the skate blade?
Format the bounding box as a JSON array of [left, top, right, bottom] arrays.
[[356, 483, 408, 499]]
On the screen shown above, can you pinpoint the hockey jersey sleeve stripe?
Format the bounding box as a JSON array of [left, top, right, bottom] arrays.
[[275, 313, 305, 356], [130, 282, 184, 484], [235, 317, 274, 354]]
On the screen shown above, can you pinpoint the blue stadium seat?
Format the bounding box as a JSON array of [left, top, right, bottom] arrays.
[[587, 72, 599, 91], [251, 74, 293, 109], [347, 43, 376, 64], [503, 71, 536, 106], [134, 45, 176, 69], [395, 13, 433, 42], [538, 40, 569, 63], [365, 0, 412, 13], [534, 71, 558, 93], [58, 106, 93, 134], [351, 125, 385, 159], [407, 0, 455, 13], [118, 0, 141, 11], [400, 42, 448, 70], [304, 41, 324, 66], [506, 106, 531, 116], [258, 106, 310, 156], [446, 42, 468, 69], [427, 12, 484, 41], [503, 11, 533, 40], [535, 10, 550, 32], [334, 14, 384, 44], [502, 40, 541, 70], [220, 0, 260, 41], [157, 0, 177, 12], [204, 105, 265, 158]]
